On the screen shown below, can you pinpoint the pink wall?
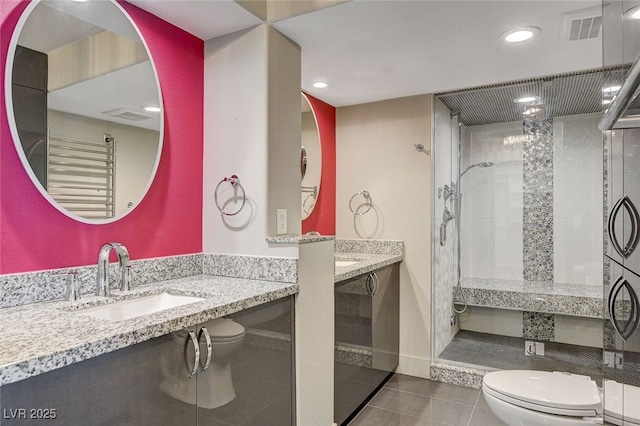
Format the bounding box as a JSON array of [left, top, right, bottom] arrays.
[[302, 94, 336, 236], [0, 0, 204, 274]]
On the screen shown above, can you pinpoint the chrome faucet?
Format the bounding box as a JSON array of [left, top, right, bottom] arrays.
[[96, 242, 131, 297]]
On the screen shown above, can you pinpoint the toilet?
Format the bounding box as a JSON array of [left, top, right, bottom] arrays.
[[160, 318, 246, 409], [482, 370, 603, 425], [483, 370, 640, 426]]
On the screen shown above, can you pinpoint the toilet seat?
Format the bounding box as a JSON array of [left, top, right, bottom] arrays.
[[203, 318, 245, 342], [483, 370, 601, 418], [603, 379, 640, 425]]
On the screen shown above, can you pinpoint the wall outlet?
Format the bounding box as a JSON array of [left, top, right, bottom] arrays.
[[277, 209, 287, 235]]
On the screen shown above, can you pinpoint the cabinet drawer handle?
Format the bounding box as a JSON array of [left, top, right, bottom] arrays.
[[609, 276, 640, 342], [184, 331, 200, 379], [366, 274, 375, 296], [608, 195, 640, 259], [371, 272, 380, 296], [199, 327, 212, 372]]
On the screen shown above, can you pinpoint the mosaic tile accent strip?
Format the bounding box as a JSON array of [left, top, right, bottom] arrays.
[[335, 239, 404, 256], [0, 254, 203, 309], [523, 118, 554, 282], [429, 362, 486, 389], [523, 311, 555, 341], [203, 253, 297, 283]]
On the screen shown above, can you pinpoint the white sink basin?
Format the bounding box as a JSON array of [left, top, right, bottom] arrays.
[[335, 260, 359, 267], [74, 293, 205, 321]]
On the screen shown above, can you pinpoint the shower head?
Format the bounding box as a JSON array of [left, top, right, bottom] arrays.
[[460, 161, 494, 178]]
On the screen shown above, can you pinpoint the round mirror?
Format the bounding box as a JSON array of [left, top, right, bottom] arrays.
[[5, 0, 163, 224], [301, 93, 322, 220]]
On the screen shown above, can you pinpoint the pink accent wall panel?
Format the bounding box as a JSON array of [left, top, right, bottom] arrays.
[[0, 0, 204, 273], [302, 93, 336, 236]]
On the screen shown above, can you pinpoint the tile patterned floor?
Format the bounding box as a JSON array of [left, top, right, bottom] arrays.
[[348, 374, 506, 426]]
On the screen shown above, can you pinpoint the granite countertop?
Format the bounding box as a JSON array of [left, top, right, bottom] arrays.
[[0, 275, 298, 386], [334, 253, 403, 283]]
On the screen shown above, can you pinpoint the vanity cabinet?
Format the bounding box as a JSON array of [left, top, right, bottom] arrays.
[[334, 263, 399, 425], [0, 297, 294, 426]]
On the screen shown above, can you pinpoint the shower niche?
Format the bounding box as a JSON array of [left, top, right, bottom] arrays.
[[431, 71, 606, 384]]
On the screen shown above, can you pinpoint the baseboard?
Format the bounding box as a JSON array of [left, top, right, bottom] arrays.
[[396, 354, 431, 379]]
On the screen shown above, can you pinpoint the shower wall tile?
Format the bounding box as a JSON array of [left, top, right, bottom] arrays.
[[433, 98, 458, 357], [523, 119, 554, 282], [553, 114, 603, 286], [461, 121, 523, 282], [522, 311, 555, 341]]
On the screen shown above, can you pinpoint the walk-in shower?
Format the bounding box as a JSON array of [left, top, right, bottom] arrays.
[[431, 68, 611, 386]]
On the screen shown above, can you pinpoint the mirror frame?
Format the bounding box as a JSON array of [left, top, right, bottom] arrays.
[[301, 92, 322, 221], [4, 0, 164, 225]]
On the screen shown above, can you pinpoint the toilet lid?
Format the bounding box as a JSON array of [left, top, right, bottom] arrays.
[[603, 379, 640, 424], [483, 370, 601, 417], [202, 318, 245, 339]]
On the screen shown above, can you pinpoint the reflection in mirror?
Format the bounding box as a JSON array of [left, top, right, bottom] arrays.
[[7, 0, 163, 223], [301, 93, 322, 220]]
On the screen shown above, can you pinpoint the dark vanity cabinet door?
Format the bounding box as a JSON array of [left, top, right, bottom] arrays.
[[334, 264, 400, 425], [334, 274, 374, 425], [0, 297, 295, 426], [371, 264, 400, 389], [0, 327, 199, 425], [199, 296, 295, 426], [606, 128, 640, 273], [604, 259, 640, 424]]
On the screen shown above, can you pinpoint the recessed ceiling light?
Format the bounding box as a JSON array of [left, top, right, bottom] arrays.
[[142, 106, 161, 113], [313, 82, 328, 89], [515, 96, 538, 104], [603, 85, 621, 94], [72, 0, 88, 3], [501, 27, 541, 43], [625, 5, 640, 19]]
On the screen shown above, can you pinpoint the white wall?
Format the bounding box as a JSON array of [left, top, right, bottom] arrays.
[[336, 95, 432, 378], [203, 25, 299, 257], [296, 240, 335, 426]]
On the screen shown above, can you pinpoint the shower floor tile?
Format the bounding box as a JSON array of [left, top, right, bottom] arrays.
[[438, 330, 602, 381]]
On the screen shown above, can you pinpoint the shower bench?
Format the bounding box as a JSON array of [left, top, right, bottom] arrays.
[[454, 277, 602, 318]]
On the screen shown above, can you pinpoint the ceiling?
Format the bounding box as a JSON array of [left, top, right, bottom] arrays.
[[128, 0, 608, 108]]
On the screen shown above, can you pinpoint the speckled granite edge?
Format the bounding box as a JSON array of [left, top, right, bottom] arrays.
[[335, 239, 404, 256], [430, 362, 489, 389], [203, 253, 297, 283], [266, 235, 335, 244], [0, 276, 298, 386], [456, 278, 603, 318], [334, 253, 402, 283], [0, 254, 203, 309]]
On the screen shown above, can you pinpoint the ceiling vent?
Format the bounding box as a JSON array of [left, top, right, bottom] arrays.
[[101, 108, 152, 121], [562, 8, 602, 41]]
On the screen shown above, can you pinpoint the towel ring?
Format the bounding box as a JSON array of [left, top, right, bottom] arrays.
[[349, 190, 373, 215], [214, 175, 246, 216], [303, 193, 317, 215]]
